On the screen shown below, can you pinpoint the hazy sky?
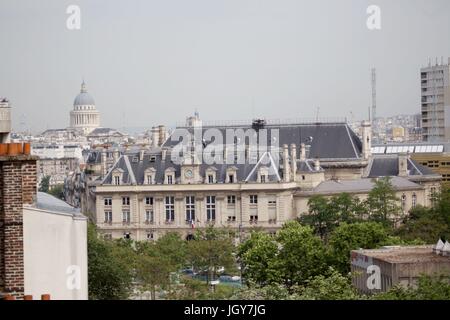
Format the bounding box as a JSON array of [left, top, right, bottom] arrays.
[[1, 0, 449, 133]]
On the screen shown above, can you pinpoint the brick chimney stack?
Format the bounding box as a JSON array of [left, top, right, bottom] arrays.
[[0, 143, 37, 298]]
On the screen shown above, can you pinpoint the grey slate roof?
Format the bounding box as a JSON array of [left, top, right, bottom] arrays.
[[36, 192, 82, 215], [162, 123, 362, 160], [367, 155, 435, 177], [88, 127, 125, 136], [309, 176, 421, 195]]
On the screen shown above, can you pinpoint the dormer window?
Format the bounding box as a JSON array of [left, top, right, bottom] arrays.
[[165, 168, 176, 185], [226, 167, 238, 183], [205, 167, 217, 184], [144, 168, 156, 185], [111, 168, 124, 185], [257, 167, 269, 184]]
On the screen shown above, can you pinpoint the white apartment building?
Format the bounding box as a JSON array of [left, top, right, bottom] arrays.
[[421, 57, 450, 142]]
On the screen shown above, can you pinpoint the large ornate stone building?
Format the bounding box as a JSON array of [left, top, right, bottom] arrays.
[[69, 81, 100, 135], [94, 117, 441, 241]]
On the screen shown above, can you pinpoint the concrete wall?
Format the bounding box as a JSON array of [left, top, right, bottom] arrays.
[[23, 207, 88, 300]]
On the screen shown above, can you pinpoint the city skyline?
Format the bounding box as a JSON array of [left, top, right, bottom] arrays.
[[1, 0, 450, 133]]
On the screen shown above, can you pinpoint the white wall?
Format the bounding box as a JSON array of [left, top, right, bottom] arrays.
[[23, 207, 88, 300]]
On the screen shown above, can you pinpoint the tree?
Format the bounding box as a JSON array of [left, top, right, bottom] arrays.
[[374, 275, 450, 300], [155, 232, 187, 272], [275, 221, 327, 289], [328, 222, 390, 274], [135, 251, 171, 300], [395, 206, 449, 243], [87, 224, 135, 299], [238, 231, 280, 286], [366, 177, 401, 227], [48, 184, 64, 200], [295, 267, 361, 300], [300, 195, 337, 241], [186, 226, 235, 285], [300, 193, 366, 241], [39, 175, 50, 193]]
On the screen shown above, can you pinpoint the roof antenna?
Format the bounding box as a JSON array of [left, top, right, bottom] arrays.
[[315, 107, 320, 122]]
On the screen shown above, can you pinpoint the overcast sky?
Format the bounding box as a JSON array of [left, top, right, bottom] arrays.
[[1, 0, 449, 133]]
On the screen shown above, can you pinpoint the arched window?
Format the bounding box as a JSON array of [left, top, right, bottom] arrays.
[[401, 194, 406, 212], [412, 193, 417, 209]]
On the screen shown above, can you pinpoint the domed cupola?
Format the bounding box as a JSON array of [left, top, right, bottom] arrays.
[[69, 80, 100, 135], [74, 81, 95, 106]]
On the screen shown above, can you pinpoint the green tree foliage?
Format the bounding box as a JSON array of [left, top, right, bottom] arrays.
[[295, 267, 361, 300], [38, 175, 50, 193], [395, 206, 449, 243], [48, 184, 64, 200], [238, 221, 327, 290], [87, 224, 135, 300], [366, 177, 401, 227], [186, 226, 235, 285], [374, 275, 450, 300], [328, 222, 390, 274], [275, 221, 327, 289], [300, 193, 366, 241], [238, 232, 280, 286]]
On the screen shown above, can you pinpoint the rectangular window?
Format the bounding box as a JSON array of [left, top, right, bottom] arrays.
[[206, 196, 216, 221], [122, 211, 130, 223], [228, 175, 234, 183], [104, 197, 112, 206], [165, 196, 175, 222], [260, 175, 266, 183], [167, 175, 173, 184], [147, 233, 154, 240], [145, 197, 153, 205], [104, 211, 112, 223], [114, 176, 120, 185], [250, 195, 258, 204], [250, 215, 258, 222], [227, 195, 236, 204], [145, 210, 154, 223], [147, 175, 153, 184], [185, 196, 196, 222], [208, 175, 214, 183], [122, 196, 130, 205]]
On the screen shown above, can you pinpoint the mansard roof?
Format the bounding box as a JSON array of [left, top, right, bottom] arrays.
[[367, 155, 436, 178], [162, 122, 362, 160]]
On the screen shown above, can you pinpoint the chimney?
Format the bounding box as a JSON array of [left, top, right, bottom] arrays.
[[361, 121, 372, 159], [314, 158, 321, 171], [151, 127, 160, 148], [158, 125, 166, 146], [113, 148, 119, 163], [282, 144, 290, 182], [398, 153, 409, 177], [0, 143, 37, 298], [290, 144, 297, 181], [300, 143, 306, 161], [139, 149, 145, 162], [0, 99, 11, 143], [101, 149, 108, 177]]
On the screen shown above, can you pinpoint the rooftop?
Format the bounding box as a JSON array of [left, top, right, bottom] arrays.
[[35, 192, 82, 216], [352, 246, 450, 264]]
